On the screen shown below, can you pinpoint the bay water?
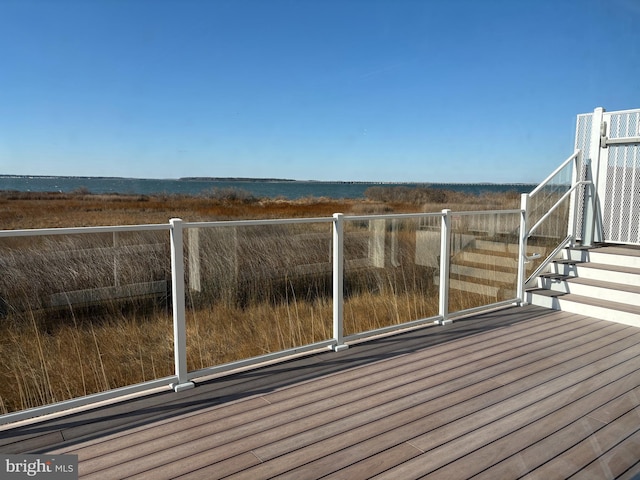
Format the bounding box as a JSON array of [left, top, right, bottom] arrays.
[[0, 175, 536, 200]]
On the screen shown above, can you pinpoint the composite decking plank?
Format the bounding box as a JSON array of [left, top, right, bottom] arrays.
[[93, 315, 614, 479], [282, 347, 640, 480], [251, 321, 630, 467], [333, 368, 640, 480], [522, 407, 640, 479], [422, 372, 640, 479], [98, 451, 263, 480], [243, 321, 627, 466], [78, 374, 438, 480], [539, 391, 640, 479], [604, 458, 640, 480], [365, 330, 640, 479], [48, 395, 271, 458], [58, 312, 604, 476], [319, 443, 424, 480], [217, 327, 640, 479], [148, 452, 263, 480], [110, 377, 505, 480], [0, 431, 65, 455]]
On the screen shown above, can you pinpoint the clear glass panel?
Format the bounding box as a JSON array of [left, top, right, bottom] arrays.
[[448, 212, 520, 314], [343, 216, 440, 336], [526, 198, 571, 276], [528, 160, 573, 239], [184, 222, 333, 371], [525, 159, 574, 279], [0, 230, 172, 414]]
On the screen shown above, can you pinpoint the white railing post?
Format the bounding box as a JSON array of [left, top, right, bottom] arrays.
[[567, 151, 580, 245], [583, 107, 605, 247], [439, 209, 452, 325], [169, 218, 195, 392], [332, 213, 349, 351], [517, 194, 529, 305]]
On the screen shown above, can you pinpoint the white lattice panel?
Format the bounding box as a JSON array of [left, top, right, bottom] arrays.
[[602, 109, 640, 244], [572, 113, 592, 242], [603, 144, 640, 244]]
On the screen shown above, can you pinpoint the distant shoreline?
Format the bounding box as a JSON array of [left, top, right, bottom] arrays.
[[0, 174, 533, 187]]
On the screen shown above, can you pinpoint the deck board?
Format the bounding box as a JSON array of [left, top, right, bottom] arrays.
[[3, 304, 640, 479]]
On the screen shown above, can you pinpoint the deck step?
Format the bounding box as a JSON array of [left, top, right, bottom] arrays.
[[538, 276, 640, 305], [528, 245, 640, 326], [549, 262, 640, 286], [564, 245, 640, 269], [526, 289, 640, 327]]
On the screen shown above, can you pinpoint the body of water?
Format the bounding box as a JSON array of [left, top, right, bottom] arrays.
[[0, 175, 536, 200]]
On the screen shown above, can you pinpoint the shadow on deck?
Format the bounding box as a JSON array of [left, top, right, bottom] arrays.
[[2, 304, 640, 479]]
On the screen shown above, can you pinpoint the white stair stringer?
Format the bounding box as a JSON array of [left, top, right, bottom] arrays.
[[527, 245, 640, 327]]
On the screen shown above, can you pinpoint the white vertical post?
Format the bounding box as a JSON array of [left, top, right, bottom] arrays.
[[517, 194, 529, 305], [567, 151, 581, 245], [169, 218, 195, 392], [439, 209, 452, 325], [332, 213, 348, 351], [583, 107, 605, 247]]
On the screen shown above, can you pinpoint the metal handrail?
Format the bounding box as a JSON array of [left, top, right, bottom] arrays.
[[528, 181, 591, 236], [529, 150, 580, 197], [525, 234, 573, 287]]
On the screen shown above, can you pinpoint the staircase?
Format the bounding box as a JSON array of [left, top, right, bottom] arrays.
[[526, 244, 640, 327]]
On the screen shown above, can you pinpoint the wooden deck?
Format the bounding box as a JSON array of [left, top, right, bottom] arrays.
[[3, 304, 640, 479]]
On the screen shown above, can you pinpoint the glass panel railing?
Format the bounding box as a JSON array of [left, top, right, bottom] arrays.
[[342, 214, 440, 336], [528, 154, 574, 239], [447, 211, 521, 314], [526, 196, 572, 280], [0, 229, 172, 414], [183, 220, 333, 371]]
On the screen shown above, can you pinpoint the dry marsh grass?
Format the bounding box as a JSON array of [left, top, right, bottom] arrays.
[[0, 187, 540, 414]]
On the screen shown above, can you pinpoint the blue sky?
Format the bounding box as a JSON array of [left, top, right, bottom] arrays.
[[1, 0, 639, 183]]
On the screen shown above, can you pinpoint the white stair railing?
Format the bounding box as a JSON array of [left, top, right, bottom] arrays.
[[517, 148, 596, 300]]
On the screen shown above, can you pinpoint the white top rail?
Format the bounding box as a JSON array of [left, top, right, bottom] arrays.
[[449, 209, 523, 216], [0, 223, 170, 238], [343, 212, 443, 222], [185, 212, 446, 228], [529, 150, 580, 197], [182, 217, 334, 229]]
